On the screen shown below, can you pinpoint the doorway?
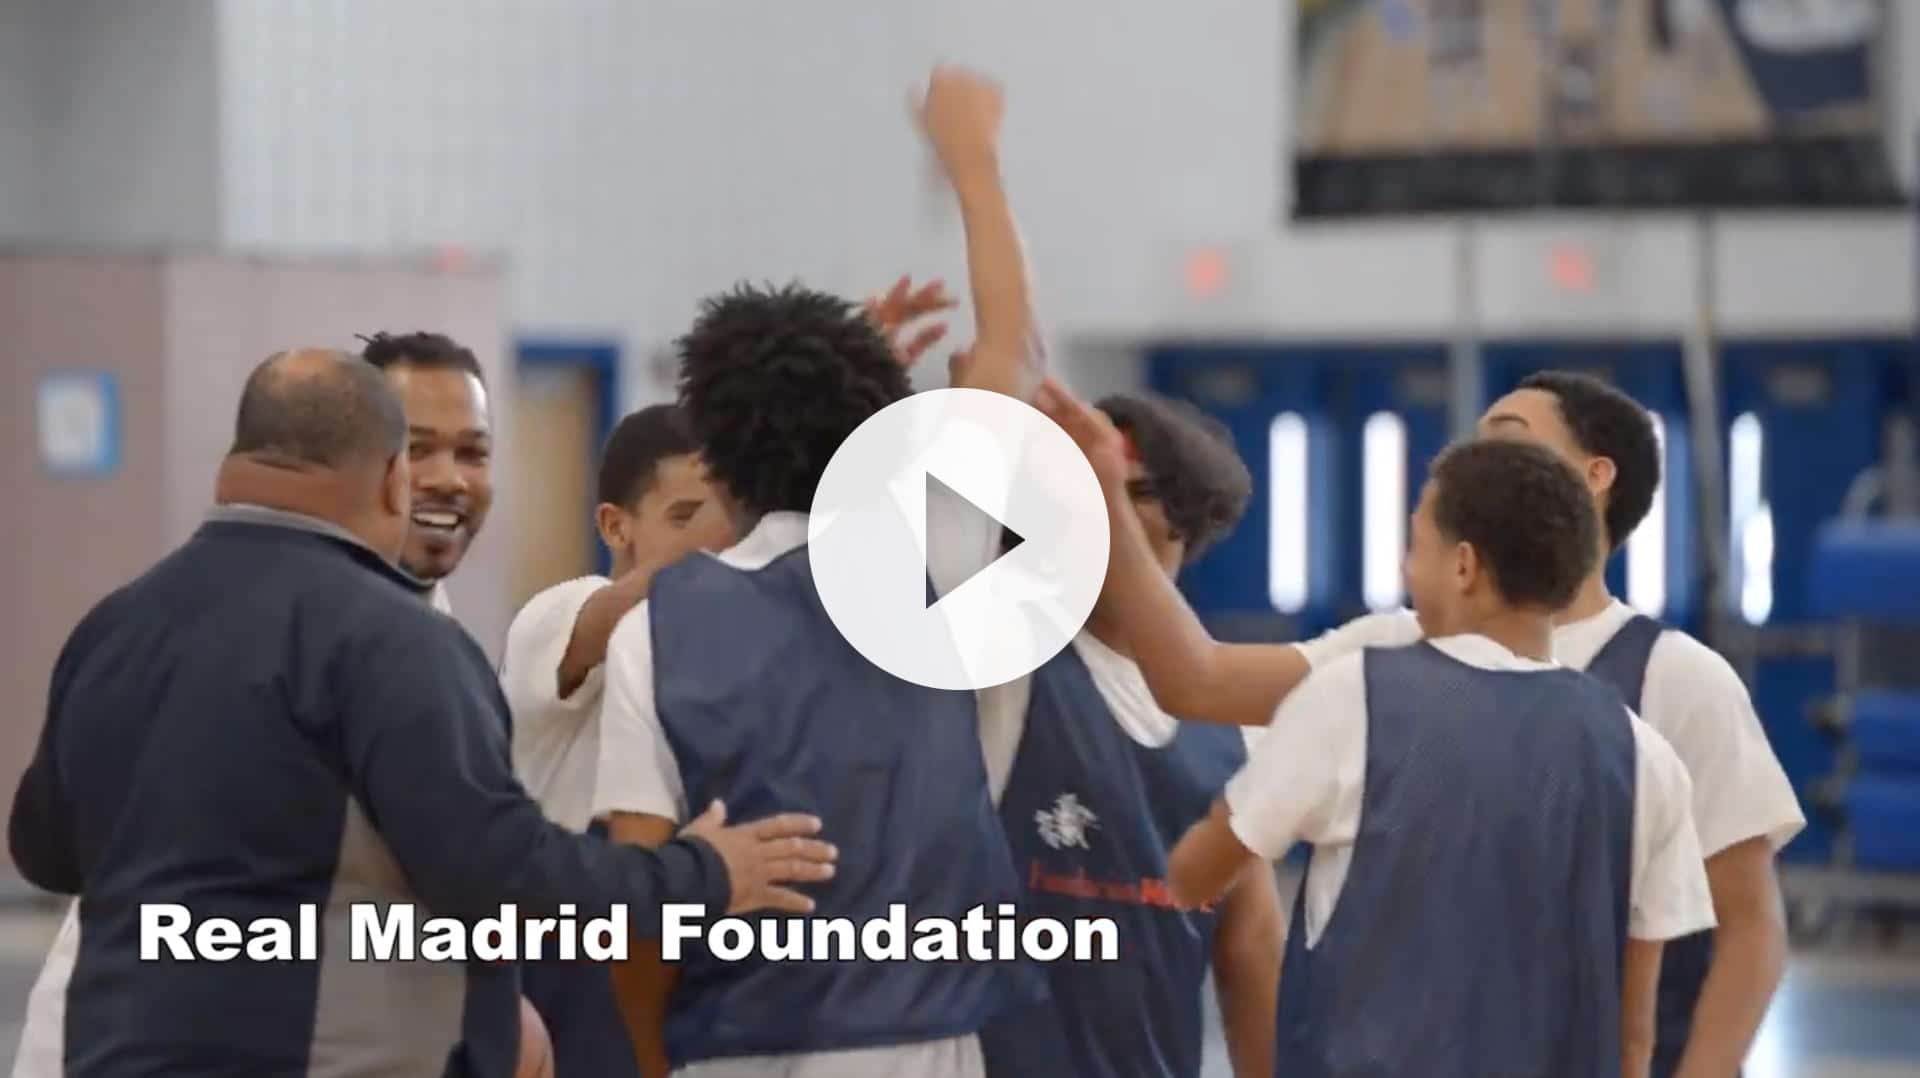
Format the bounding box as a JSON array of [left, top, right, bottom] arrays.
[[509, 341, 619, 613]]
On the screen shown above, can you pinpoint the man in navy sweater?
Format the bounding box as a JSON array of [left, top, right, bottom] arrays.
[[9, 349, 836, 1078], [18, 329, 495, 1078]]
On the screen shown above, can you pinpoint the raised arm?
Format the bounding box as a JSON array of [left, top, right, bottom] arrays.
[[1035, 380, 1310, 725], [919, 66, 1042, 401]]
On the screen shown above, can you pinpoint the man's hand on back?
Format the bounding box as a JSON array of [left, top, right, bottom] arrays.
[[680, 800, 837, 915]]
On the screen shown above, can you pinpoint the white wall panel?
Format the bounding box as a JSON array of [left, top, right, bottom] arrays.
[[209, 1, 1915, 383], [1474, 214, 1700, 337], [211, 0, 1286, 398], [0, 2, 45, 239], [38, 0, 221, 246], [0, 0, 221, 246], [1714, 212, 1914, 336]]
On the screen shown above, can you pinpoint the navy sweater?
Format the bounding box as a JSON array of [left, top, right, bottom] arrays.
[[9, 512, 727, 1077]]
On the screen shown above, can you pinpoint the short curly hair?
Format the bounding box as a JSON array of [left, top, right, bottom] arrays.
[[676, 282, 909, 516], [1517, 370, 1660, 551], [1428, 439, 1600, 611], [1097, 393, 1251, 564]]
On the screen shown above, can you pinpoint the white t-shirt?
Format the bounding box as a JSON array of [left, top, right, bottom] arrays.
[[501, 575, 615, 832], [12, 907, 75, 1077], [594, 505, 997, 824], [1226, 633, 1717, 950], [977, 630, 1261, 805], [1296, 602, 1807, 858]]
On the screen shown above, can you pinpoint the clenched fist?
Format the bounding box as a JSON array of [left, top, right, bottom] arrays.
[[916, 64, 1004, 176]]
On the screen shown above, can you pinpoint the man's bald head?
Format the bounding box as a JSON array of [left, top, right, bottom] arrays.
[[231, 349, 407, 471]]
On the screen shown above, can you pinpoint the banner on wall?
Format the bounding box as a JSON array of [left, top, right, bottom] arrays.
[[1292, 0, 1900, 216]]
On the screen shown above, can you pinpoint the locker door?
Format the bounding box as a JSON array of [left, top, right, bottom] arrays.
[[1324, 348, 1451, 621], [1723, 339, 1900, 862], [509, 364, 599, 614], [1147, 345, 1339, 641]]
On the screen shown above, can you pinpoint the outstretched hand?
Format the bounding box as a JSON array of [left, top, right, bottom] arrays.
[[681, 800, 837, 916], [1034, 377, 1127, 488], [865, 275, 955, 369]]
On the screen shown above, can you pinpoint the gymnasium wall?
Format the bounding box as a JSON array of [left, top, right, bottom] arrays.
[[205, 1, 1920, 362], [0, 252, 513, 874], [3, 2, 1918, 373], [208, 0, 1290, 395], [0, 254, 170, 844], [0, 0, 223, 248], [0, 4, 41, 241]]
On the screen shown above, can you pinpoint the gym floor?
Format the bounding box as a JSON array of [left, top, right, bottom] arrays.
[[0, 902, 1914, 1074]]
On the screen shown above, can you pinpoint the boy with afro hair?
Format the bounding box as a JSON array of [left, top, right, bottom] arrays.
[[592, 66, 1045, 1078]]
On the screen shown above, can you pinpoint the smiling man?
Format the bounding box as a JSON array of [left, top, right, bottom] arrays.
[[360, 331, 496, 610], [10, 332, 500, 1078]]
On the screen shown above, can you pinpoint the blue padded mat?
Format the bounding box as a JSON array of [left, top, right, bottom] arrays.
[[1846, 775, 1920, 871], [1854, 692, 1920, 772], [1810, 521, 1920, 623]]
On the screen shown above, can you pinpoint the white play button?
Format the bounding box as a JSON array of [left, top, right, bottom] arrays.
[[808, 387, 1110, 691], [922, 473, 1024, 604]]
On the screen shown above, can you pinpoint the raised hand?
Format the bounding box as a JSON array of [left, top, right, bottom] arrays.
[[1034, 377, 1128, 488], [681, 800, 837, 915], [864, 275, 956, 369], [915, 64, 1004, 177]]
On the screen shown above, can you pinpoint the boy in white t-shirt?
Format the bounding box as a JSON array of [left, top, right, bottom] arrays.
[[1294, 372, 1803, 1077], [1050, 369, 1801, 1078], [501, 402, 735, 1078], [1166, 437, 1714, 1078], [503, 404, 735, 832], [1039, 380, 1714, 1077]]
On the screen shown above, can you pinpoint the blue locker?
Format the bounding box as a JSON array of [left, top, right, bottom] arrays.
[[1480, 342, 1699, 628], [1893, 345, 1920, 494], [1323, 348, 1451, 623], [1146, 345, 1341, 641], [1722, 341, 1893, 622], [1722, 338, 1904, 863]]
